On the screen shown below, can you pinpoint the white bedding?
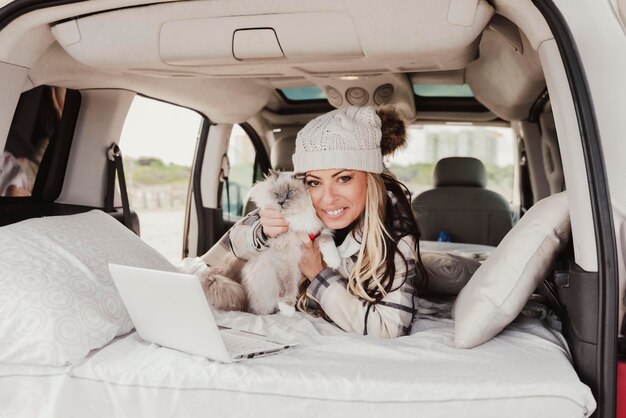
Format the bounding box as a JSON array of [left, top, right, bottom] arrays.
[[0, 311, 596, 418], [420, 240, 494, 260]]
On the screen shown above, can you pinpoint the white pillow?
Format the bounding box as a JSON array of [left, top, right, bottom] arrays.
[[0, 210, 175, 366], [453, 192, 570, 348]]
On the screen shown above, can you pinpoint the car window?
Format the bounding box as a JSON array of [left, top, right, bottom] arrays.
[[385, 124, 516, 202], [0, 86, 67, 197], [223, 124, 258, 221], [412, 84, 474, 97], [280, 86, 327, 101], [119, 95, 203, 262]]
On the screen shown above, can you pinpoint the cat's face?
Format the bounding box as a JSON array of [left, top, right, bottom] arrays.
[[249, 170, 311, 217]]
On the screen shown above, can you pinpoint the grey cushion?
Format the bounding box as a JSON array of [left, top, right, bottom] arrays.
[[433, 157, 486, 188], [422, 251, 481, 295]]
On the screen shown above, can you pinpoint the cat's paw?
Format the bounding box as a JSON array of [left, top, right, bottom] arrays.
[[177, 257, 210, 278], [323, 250, 342, 269], [277, 301, 296, 317]]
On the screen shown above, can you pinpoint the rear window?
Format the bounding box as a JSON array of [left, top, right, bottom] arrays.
[[280, 86, 327, 101], [385, 124, 515, 202], [1, 86, 67, 197], [120, 95, 203, 262], [412, 84, 474, 97]]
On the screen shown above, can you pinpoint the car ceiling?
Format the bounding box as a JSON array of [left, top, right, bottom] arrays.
[[0, 0, 547, 124]]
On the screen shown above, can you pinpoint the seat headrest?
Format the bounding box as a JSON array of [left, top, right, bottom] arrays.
[[270, 135, 296, 172], [433, 157, 486, 188]]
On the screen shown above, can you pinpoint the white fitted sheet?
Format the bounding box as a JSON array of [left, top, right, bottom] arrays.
[[0, 311, 596, 418], [420, 240, 495, 259]]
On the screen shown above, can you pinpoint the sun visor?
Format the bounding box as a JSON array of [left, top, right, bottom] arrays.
[[466, 19, 546, 121], [50, 0, 494, 77], [160, 13, 363, 65]]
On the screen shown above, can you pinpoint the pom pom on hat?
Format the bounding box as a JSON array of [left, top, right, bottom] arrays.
[[376, 107, 407, 157]]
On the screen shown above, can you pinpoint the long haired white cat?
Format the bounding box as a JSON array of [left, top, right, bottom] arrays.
[[203, 170, 341, 315]]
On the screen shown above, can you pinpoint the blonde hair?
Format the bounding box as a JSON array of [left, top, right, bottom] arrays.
[[296, 173, 391, 314], [347, 173, 391, 301]]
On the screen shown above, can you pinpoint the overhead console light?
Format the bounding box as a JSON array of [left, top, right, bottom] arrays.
[[373, 84, 395, 105], [313, 73, 415, 118], [339, 76, 360, 81], [346, 87, 369, 106], [325, 86, 343, 107]]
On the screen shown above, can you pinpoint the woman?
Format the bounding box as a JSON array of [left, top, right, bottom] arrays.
[[199, 106, 427, 338]]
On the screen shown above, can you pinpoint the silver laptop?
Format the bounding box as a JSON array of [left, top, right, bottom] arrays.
[[108, 263, 298, 363]]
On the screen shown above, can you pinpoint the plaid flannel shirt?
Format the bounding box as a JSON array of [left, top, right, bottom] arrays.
[[201, 209, 269, 267], [306, 232, 418, 338]]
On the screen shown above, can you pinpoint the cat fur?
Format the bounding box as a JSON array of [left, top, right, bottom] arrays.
[[203, 171, 340, 315]]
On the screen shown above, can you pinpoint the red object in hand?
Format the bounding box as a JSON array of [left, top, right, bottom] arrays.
[[308, 232, 320, 241]]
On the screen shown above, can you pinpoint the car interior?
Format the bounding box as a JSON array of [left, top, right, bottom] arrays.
[[0, 0, 621, 417]]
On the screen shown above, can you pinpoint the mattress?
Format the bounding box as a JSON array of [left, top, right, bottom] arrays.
[[0, 310, 596, 418], [420, 240, 495, 260]]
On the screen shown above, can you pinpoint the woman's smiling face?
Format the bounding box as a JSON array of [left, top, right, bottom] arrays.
[[304, 169, 367, 229]]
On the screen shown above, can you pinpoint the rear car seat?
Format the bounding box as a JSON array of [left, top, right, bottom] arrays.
[[411, 157, 513, 246], [270, 134, 296, 172], [241, 132, 297, 215]]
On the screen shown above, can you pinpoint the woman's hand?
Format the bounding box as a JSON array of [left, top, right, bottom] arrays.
[[5, 185, 30, 197], [297, 233, 326, 279], [259, 207, 289, 238]]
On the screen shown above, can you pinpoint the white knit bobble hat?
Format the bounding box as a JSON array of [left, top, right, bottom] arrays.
[[292, 106, 384, 174]]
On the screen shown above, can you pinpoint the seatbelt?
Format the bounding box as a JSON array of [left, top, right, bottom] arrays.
[[618, 310, 626, 359], [105, 143, 133, 230], [220, 153, 231, 222]]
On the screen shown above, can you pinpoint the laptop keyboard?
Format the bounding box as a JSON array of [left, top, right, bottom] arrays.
[[220, 332, 283, 355]]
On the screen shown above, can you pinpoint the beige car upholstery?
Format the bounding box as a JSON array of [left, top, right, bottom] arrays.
[[270, 130, 298, 172], [243, 127, 299, 215], [539, 110, 564, 195], [412, 157, 513, 246], [465, 16, 545, 120]]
